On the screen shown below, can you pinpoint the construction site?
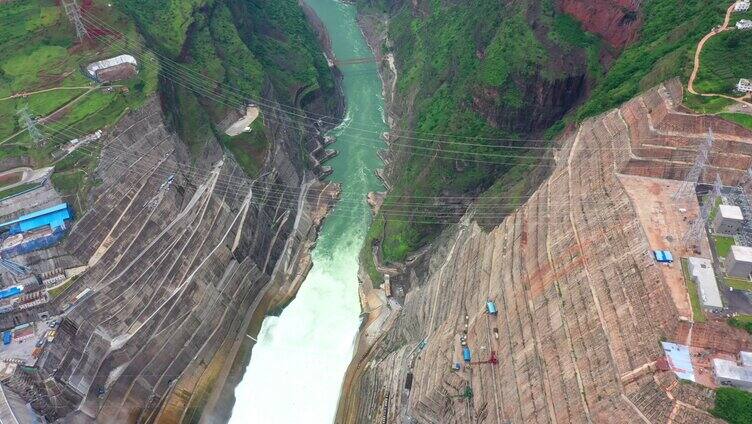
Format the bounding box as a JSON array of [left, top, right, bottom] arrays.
[[339, 79, 752, 424]]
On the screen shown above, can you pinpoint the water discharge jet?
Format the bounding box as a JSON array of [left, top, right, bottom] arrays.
[[229, 0, 386, 422]]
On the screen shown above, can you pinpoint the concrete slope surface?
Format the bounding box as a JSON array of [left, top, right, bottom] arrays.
[[341, 79, 752, 424]]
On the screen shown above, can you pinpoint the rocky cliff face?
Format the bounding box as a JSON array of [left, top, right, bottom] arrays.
[[341, 80, 752, 423], [472, 72, 587, 134], [557, 0, 642, 49]]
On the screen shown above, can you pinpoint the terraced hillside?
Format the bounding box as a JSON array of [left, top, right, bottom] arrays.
[[339, 79, 752, 423]]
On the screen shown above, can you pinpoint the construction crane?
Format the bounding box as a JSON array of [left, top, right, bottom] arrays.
[[469, 351, 498, 366]]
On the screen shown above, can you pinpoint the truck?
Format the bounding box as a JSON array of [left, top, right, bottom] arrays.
[[463, 346, 472, 363]]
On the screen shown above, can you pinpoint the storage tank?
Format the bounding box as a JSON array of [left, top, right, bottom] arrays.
[[463, 346, 471, 362]]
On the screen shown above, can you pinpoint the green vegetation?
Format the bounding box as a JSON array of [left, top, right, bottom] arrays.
[[47, 277, 76, 299], [695, 26, 752, 95], [577, 0, 728, 119], [0, 183, 40, 201], [359, 0, 601, 263], [711, 387, 752, 424], [719, 112, 752, 131], [0, 0, 159, 210], [120, 0, 335, 171], [724, 275, 752, 291], [220, 120, 268, 177], [681, 258, 706, 322], [118, 0, 209, 56], [714, 235, 735, 257], [683, 93, 735, 114], [728, 314, 752, 334]]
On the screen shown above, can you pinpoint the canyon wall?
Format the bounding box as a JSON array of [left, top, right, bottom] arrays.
[[341, 80, 752, 423], [557, 0, 641, 49], [30, 88, 337, 422]]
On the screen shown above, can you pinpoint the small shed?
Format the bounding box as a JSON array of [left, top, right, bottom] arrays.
[[736, 19, 752, 30], [653, 250, 674, 263], [714, 204, 744, 235], [726, 245, 752, 278]]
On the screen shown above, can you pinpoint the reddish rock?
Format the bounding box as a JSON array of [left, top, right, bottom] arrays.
[[557, 0, 642, 49]]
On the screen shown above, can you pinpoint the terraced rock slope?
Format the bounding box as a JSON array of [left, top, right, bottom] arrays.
[[340, 79, 752, 423], [32, 97, 337, 422]]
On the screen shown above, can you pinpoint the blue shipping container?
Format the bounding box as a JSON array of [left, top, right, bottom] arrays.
[[463, 346, 471, 362], [653, 250, 673, 263], [486, 301, 498, 315], [3, 331, 11, 345]]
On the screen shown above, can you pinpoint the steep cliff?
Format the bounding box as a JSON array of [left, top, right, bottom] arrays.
[[36, 93, 336, 422], [557, 0, 641, 49], [0, 0, 344, 422], [357, 0, 601, 271], [340, 80, 752, 423]]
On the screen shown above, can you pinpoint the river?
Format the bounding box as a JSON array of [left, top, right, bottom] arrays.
[[229, 1, 386, 422]]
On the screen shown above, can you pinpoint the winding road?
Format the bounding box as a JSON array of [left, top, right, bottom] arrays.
[[687, 2, 751, 107]]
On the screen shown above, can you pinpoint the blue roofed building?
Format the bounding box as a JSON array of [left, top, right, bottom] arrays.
[[0, 204, 73, 235], [653, 250, 674, 263]]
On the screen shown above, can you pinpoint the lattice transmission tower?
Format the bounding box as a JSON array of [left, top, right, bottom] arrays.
[[17, 106, 45, 144], [62, 0, 89, 41], [683, 173, 723, 249], [674, 128, 714, 201]]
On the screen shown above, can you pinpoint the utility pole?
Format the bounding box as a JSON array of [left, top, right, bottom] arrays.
[[62, 0, 89, 41], [17, 106, 44, 144], [674, 128, 714, 202]]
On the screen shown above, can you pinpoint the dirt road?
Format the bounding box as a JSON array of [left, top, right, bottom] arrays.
[[688, 2, 751, 107]]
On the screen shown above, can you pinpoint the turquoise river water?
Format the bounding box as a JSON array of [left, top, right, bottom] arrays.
[[229, 0, 386, 422]]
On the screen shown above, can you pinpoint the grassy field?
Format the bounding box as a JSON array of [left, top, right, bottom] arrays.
[[47, 277, 76, 299], [683, 92, 735, 114], [695, 26, 752, 95], [0, 183, 40, 201], [220, 120, 268, 177], [0, 0, 159, 209], [714, 235, 735, 257], [681, 258, 707, 322], [719, 112, 752, 130], [728, 314, 752, 334], [724, 275, 752, 291], [728, 315, 752, 334], [711, 387, 752, 424]]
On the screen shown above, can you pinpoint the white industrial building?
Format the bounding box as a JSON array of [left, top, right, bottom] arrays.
[[737, 19, 752, 30], [85, 54, 138, 83], [714, 204, 744, 235], [714, 355, 752, 391], [738, 78, 752, 93], [726, 245, 752, 278], [736, 0, 750, 12], [688, 257, 724, 309]]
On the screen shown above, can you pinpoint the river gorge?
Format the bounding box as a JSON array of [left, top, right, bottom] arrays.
[[229, 1, 387, 422]]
